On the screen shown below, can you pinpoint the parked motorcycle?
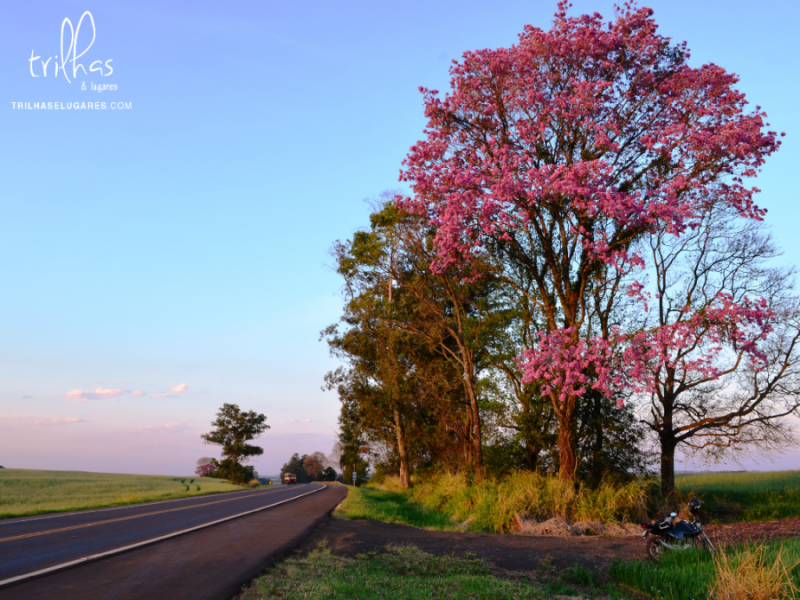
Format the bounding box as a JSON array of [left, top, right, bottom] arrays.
[[641, 498, 717, 561]]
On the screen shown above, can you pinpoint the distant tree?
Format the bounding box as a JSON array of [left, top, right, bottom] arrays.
[[320, 466, 337, 481], [195, 457, 217, 477], [201, 403, 269, 485], [280, 453, 311, 483], [303, 452, 327, 480], [327, 441, 343, 471]]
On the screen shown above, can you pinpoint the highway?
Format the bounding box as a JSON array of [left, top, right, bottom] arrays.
[[0, 483, 347, 599]]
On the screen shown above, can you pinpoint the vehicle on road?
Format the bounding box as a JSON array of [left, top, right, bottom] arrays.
[[641, 499, 716, 561], [283, 473, 297, 485]]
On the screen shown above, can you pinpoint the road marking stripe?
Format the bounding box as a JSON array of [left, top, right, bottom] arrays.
[[0, 485, 293, 543], [0, 484, 325, 589]]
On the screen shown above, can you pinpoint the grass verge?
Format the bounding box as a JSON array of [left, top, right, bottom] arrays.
[[237, 542, 633, 599], [333, 484, 459, 530], [676, 470, 800, 521], [611, 538, 800, 600], [0, 468, 244, 518]]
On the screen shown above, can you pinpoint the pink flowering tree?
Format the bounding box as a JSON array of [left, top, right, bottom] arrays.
[[399, 2, 781, 480], [195, 457, 217, 477], [634, 206, 800, 496]]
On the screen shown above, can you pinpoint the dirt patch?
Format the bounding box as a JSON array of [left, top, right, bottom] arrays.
[[296, 517, 645, 573], [704, 517, 800, 545]]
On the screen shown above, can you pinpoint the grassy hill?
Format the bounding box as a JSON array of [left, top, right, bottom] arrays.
[[0, 468, 243, 519]]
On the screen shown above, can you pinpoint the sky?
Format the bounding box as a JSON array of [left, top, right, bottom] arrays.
[[1, 0, 798, 476]]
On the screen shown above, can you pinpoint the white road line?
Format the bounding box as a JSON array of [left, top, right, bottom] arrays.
[[0, 484, 291, 527], [0, 484, 325, 589]]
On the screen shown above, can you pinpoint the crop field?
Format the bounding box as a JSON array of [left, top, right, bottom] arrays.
[[0, 468, 243, 518], [676, 470, 800, 521]]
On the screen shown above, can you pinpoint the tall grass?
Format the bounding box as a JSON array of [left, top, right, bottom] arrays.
[[0, 468, 243, 518], [711, 543, 800, 600], [407, 471, 650, 533], [676, 470, 800, 521], [611, 538, 800, 600]]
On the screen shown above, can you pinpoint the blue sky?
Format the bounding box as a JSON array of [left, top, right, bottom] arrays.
[[1, 0, 798, 476]]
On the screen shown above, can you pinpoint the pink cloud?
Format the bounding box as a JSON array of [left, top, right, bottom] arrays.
[[66, 388, 125, 402], [170, 383, 188, 393], [131, 390, 146, 397]]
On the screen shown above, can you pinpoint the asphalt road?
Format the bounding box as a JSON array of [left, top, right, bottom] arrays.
[[0, 483, 348, 600]]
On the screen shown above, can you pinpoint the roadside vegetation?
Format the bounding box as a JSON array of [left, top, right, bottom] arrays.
[[676, 470, 800, 522], [611, 538, 800, 600], [337, 470, 800, 535], [0, 468, 243, 518], [339, 473, 649, 533], [407, 472, 650, 533], [237, 542, 632, 600], [334, 481, 459, 531]]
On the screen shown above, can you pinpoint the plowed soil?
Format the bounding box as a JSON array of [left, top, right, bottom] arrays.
[[704, 517, 800, 544]]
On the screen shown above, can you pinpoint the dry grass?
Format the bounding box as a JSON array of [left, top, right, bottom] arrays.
[[711, 544, 800, 600], [404, 471, 650, 533]]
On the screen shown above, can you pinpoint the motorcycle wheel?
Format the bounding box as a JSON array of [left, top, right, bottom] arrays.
[[646, 537, 663, 562], [694, 536, 717, 555]]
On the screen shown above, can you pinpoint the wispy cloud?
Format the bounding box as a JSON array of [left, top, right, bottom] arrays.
[[136, 422, 187, 433], [170, 383, 188, 393], [131, 390, 146, 397], [1, 416, 88, 427], [288, 419, 314, 424], [22, 395, 32, 399], [33, 417, 89, 426], [66, 388, 126, 402], [151, 393, 175, 398]]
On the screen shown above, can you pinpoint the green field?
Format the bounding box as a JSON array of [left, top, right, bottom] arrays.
[[0, 468, 244, 518], [676, 470, 800, 521]]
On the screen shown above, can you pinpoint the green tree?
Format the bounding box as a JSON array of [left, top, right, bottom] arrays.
[[280, 453, 310, 483], [201, 403, 269, 485]]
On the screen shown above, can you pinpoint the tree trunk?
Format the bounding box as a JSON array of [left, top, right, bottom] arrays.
[[556, 398, 578, 481], [660, 434, 677, 498], [469, 393, 484, 484], [462, 366, 484, 483], [660, 390, 676, 498], [393, 407, 411, 490]]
